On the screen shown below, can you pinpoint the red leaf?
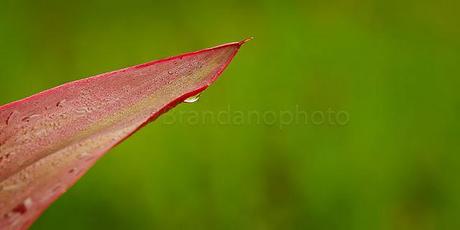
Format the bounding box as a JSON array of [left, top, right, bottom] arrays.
[[0, 38, 250, 229]]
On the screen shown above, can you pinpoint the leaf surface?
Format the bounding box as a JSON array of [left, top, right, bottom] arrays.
[[0, 39, 249, 229]]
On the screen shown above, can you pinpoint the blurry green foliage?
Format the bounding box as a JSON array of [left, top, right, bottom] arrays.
[[0, 0, 459, 229]]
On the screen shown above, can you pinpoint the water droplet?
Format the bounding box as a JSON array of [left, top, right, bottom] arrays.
[[52, 184, 64, 193], [75, 107, 90, 115], [56, 99, 66, 107], [24, 198, 32, 207], [167, 70, 174, 75], [77, 152, 91, 160], [12, 198, 32, 214], [21, 114, 40, 122], [5, 111, 18, 125], [183, 94, 200, 103], [1, 182, 24, 192]]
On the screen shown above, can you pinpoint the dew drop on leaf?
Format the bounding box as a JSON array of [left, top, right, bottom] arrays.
[[183, 94, 200, 103], [1, 182, 23, 192], [5, 111, 18, 125], [21, 114, 40, 122], [12, 198, 32, 215], [56, 99, 66, 107]]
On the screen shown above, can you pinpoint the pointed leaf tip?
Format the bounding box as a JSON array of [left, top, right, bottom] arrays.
[[239, 37, 254, 45], [0, 40, 246, 229]]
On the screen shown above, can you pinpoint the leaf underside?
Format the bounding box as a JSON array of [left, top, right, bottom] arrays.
[[0, 39, 248, 229]]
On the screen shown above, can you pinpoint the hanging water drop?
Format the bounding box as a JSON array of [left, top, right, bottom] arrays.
[[183, 94, 200, 103]]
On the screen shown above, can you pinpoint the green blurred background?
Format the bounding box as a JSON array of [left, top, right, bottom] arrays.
[[1, 0, 459, 229]]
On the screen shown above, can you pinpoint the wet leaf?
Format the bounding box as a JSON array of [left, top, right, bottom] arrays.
[[0, 38, 250, 229]]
